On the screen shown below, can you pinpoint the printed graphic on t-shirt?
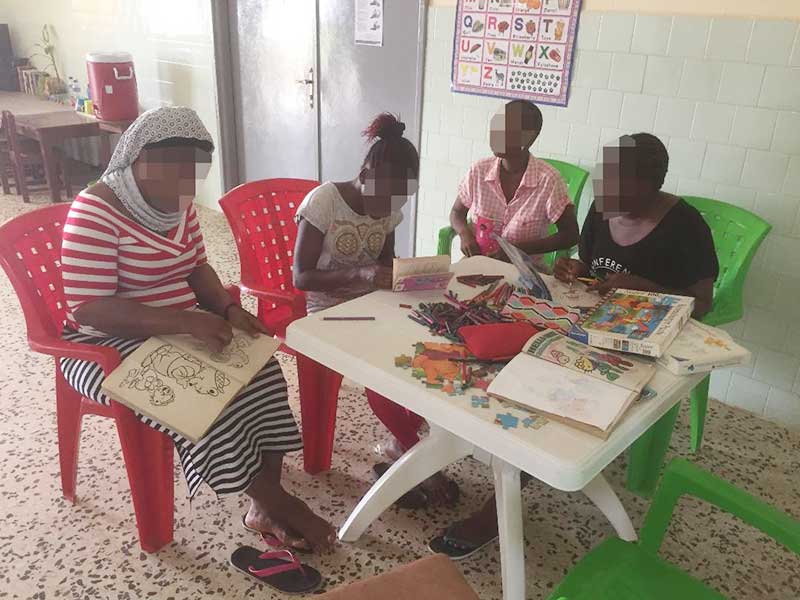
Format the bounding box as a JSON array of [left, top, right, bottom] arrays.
[[590, 256, 630, 279]]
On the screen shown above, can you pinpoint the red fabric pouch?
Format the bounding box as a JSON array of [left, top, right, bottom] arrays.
[[458, 322, 541, 361]]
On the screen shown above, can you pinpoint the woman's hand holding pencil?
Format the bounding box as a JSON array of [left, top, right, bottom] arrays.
[[554, 257, 590, 284]]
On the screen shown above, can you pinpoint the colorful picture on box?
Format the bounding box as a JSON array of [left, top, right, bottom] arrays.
[[581, 292, 676, 341]]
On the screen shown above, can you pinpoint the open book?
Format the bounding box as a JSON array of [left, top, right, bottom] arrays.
[[657, 319, 750, 375], [101, 330, 281, 443], [568, 289, 694, 358], [488, 329, 656, 439], [393, 255, 453, 292]]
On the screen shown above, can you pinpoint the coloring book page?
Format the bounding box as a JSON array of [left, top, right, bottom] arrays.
[[488, 352, 629, 432], [161, 330, 280, 385], [101, 331, 280, 442]]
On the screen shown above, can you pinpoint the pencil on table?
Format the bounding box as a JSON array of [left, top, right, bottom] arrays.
[[322, 316, 376, 321]]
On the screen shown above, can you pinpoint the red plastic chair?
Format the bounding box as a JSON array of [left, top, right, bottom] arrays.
[[219, 178, 317, 343], [220, 178, 355, 474], [1, 205, 190, 553]]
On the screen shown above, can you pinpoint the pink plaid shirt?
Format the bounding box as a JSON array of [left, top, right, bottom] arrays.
[[457, 156, 570, 252]]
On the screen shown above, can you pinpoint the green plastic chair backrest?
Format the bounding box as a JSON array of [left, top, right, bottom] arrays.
[[681, 197, 771, 327], [639, 459, 800, 557], [545, 158, 590, 214]]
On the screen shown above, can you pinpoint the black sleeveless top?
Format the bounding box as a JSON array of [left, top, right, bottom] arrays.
[[579, 199, 719, 290]]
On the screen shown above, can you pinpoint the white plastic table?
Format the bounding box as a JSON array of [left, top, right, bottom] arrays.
[[286, 256, 703, 600]]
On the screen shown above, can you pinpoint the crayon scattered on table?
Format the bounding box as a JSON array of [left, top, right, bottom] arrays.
[[322, 316, 376, 321], [399, 303, 413, 309]]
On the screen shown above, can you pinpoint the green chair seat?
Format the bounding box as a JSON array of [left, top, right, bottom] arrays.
[[549, 459, 800, 600], [549, 537, 724, 600], [435, 158, 589, 269]]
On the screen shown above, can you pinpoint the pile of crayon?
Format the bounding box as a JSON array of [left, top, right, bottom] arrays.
[[407, 281, 515, 342], [461, 281, 514, 310]]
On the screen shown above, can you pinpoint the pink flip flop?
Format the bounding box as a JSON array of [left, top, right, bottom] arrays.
[[230, 546, 323, 594]]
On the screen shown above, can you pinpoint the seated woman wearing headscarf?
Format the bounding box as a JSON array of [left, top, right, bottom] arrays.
[[59, 108, 336, 561]]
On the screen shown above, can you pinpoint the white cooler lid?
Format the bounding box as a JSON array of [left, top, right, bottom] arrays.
[[86, 51, 133, 63]]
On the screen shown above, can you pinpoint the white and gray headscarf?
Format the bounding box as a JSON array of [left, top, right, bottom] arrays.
[[100, 106, 214, 232]]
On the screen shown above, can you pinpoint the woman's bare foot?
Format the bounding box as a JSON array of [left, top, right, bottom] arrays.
[[245, 490, 337, 553]]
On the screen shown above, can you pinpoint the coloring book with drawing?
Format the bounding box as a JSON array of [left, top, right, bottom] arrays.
[[392, 255, 454, 292], [101, 331, 280, 443], [487, 329, 656, 439], [657, 319, 750, 376]]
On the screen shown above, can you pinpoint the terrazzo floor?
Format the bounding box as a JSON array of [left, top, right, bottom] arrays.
[[0, 192, 798, 600]]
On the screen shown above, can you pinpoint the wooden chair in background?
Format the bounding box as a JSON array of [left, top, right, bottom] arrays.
[[1, 110, 72, 202]]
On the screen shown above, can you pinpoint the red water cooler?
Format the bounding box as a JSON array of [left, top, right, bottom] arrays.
[[86, 52, 139, 121]]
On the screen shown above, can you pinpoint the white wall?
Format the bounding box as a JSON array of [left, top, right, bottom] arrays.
[[0, 0, 223, 209], [417, 8, 800, 429]]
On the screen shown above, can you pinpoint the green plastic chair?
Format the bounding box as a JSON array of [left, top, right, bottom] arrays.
[[683, 197, 772, 452], [626, 197, 771, 498], [435, 158, 589, 269], [548, 458, 800, 600]]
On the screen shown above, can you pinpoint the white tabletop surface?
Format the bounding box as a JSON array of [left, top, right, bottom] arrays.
[[286, 256, 702, 491]]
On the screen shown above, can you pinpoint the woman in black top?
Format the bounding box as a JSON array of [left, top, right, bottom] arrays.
[[556, 133, 719, 318], [428, 133, 719, 561]]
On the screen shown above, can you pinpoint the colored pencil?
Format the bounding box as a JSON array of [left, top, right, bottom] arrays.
[[322, 316, 376, 321], [576, 277, 599, 285]]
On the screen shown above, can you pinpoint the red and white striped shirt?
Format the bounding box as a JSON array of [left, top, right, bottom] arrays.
[[61, 192, 207, 335]]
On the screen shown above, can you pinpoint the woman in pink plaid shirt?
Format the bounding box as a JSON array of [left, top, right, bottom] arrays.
[[450, 100, 578, 267]]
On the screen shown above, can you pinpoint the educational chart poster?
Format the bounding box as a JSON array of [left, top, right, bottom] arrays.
[[355, 0, 384, 46], [451, 0, 582, 106]]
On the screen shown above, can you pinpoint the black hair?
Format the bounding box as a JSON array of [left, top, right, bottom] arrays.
[[144, 136, 214, 154], [361, 113, 420, 177], [505, 99, 543, 134], [623, 133, 669, 190]]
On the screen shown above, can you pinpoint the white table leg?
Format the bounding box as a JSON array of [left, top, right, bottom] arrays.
[[339, 425, 472, 542], [581, 473, 637, 542], [493, 458, 526, 600]]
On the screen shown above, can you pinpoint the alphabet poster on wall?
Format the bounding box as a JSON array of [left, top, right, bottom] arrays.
[[451, 0, 582, 106]]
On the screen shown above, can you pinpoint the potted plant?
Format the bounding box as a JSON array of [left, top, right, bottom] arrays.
[[30, 25, 66, 95]]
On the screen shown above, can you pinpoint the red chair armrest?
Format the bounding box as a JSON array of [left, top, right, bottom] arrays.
[[241, 283, 306, 313], [28, 333, 121, 375]]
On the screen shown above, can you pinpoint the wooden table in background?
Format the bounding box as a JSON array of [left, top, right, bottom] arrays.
[[1, 91, 133, 202]]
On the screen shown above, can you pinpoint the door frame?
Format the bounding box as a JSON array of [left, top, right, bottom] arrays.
[[210, 0, 239, 192], [210, 0, 428, 256], [408, 0, 428, 257]]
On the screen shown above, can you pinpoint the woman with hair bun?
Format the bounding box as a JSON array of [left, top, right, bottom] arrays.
[[293, 113, 459, 508]]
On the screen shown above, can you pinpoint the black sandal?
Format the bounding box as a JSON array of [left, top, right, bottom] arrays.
[[229, 546, 323, 594], [372, 463, 461, 509], [428, 524, 498, 561]]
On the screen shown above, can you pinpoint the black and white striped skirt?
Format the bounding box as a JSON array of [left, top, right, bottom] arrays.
[[59, 330, 304, 498]]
